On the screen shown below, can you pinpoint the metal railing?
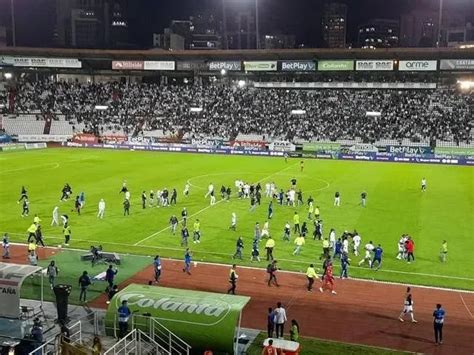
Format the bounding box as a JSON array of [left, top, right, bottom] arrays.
[[67, 320, 82, 345], [104, 328, 170, 355], [28, 336, 59, 355], [107, 314, 191, 355]]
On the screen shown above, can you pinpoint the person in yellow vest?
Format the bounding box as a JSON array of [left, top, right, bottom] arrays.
[[293, 212, 300, 235], [314, 206, 320, 220], [321, 238, 330, 260], [227, 264, 238, 295], [265, 236, 276, 261], [33, 214, 41, 225], [27, 223, 37, 243], [306, 263, 320, 291], [293, 235, 305, 256], [193, 219, 201, 244], [307, 202, 314, 220], [63, 223, 71, 246], [28, 240, 37, 258]]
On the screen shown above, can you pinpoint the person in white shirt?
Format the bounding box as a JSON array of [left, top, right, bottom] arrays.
[[265, 183, 271, 197], [270, 182, 276, 198], [183, 183, 190, 197], [288, 189, 296, 207], [421, 177, 427, 192], [261, 221, 270, 238], [274, 302, 287, 339], [329, 229, 336, 251], [97, 199, 106, 219], [342, 237, 349, 254], [205, 183, 214, 199], [352, 231, 361, 256], [359, 241, 375, 267], [51, 206, 59, 226], [125, 190, 131, 201], [230, 212, 237, 231]]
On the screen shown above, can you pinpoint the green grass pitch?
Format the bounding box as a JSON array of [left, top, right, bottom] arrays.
[[1, 148, 473, 290]]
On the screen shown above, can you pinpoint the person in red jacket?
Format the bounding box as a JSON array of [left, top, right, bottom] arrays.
[[405, 237, 415, 263], [319, 264, 337, 295], [262, 339, 278, 355]]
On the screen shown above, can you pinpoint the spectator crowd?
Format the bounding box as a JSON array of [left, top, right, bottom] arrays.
[[6, 80, 473, 143]]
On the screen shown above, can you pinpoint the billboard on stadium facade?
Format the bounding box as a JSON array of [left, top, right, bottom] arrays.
[[303, 142, 341, 152], [398, 60, 437, 71], [356, 60, 394, 71], [1, 56, 82, 68], [280, 60, 316, 71], [243, 61, 277, 71], [440, 59, 474, 71], [435, 146, 474, 156], [143, 61, 175, 71], [317, 60, 354, 71], [176, 61, 208, 71], [208, 61, 242, 71], [112, 61, 144, 70], [105, 284, 250, 353]]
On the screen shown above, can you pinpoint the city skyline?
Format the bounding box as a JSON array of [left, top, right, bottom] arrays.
[[0, 0, 473, 49]]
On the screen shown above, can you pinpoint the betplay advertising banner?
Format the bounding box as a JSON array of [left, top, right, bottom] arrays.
[[208, 61, 242, 71], [106, 284, 250, 353], [280, 60, 316, 71]]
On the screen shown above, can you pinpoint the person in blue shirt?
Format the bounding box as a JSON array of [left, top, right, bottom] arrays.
[[117, 300, 131, 339], [371, 244, 384, 270], [105, 264, 118, 289], [153, 255, 162, 283], [433, 303, 446, 345], [268, 201, 273, 220], [79, 192, 85, 207], [278, 190, 284, 205], [182, 249, 192, 275], [333, 238, 342, 259], [340, 252, 350, 278]]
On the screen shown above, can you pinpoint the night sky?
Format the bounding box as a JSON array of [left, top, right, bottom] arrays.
[[0, 0, 473, 48]]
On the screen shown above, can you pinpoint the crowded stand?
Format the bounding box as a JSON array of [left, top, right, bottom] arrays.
[[3, 80, 473, 144]]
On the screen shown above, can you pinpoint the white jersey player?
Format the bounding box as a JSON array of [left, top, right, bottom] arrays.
[[261, 221, 270, 238], [97, 199, 106, 219], [125, 190, 131, 201], [421, 178, 427, 192], [230, 212, 237, 231], [183, 183, 190, 197], [398, 287, 417, 323], [397, 235, 408, 260], [265, 183, 271, 198], [342, 237, 349, 254], [358, 241, 374, 267], [205, 183, 214, 198], [329, 229, 336, 250], [51, 206, 59, 226], [352, 232, 361, 256]]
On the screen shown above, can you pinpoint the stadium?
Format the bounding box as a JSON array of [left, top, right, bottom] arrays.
[[0, 44, 473, 354]]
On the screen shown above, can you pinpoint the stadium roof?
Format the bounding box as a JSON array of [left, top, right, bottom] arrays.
[[1, 47, 473, 61]]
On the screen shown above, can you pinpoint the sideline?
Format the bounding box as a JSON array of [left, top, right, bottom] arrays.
[[8, 241, 474, 294]]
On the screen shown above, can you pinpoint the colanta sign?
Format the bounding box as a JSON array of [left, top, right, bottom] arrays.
[[280, 61, 316, 71], [318, 60, 354, 71], [399, 60, 437, 71], [105, 284, 250, 353], [356, 60, 394, 71], [440, 59, 474, 71]]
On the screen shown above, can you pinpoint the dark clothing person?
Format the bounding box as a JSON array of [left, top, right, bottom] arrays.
[[78, 272, 91, 302], [233, 238, 244, 260], [105, 266, 118, 289], [267, 309, 275, 338], [227, 267, 238, 295], [123, 199, 130, 216], [433, 305, 446, 344]]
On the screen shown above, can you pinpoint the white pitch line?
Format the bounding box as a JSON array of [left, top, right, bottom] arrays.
[[133, 163, 299, 246], [9, 241, 474, 296], [460, 294, 474, 319]]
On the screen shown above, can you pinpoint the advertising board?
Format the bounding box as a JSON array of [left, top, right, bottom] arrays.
[[243, 61, 277, 71], [112, 61, 144, 70], [143, 61, 175, 71], [317, 60, 354, 71], [356, 60, 394, 71], [280, 61, 316, 71], [207, 61, 242, 71], [398, 60, 437, 71]]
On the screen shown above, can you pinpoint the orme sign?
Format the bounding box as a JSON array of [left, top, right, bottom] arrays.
[[399, 60, 437, 71]]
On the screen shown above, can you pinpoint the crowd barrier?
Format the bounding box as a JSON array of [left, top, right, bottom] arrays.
[[62, 142, 474, 166]]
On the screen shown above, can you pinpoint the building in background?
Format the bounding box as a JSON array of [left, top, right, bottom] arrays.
[[54, 0, 130, 48], [358, 18, 400, 48], [261, 34, 296, 49], [321, 1, 347, 48], [0, 26, 6, 47], [153, 30, 185, 51]]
